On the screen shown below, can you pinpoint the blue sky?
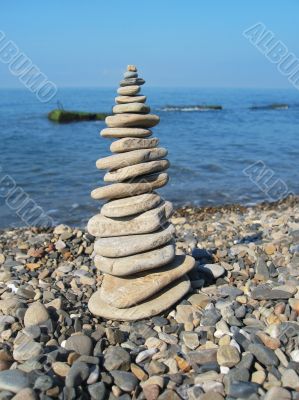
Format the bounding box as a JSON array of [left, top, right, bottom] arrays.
[[0, 0, 298, 88]]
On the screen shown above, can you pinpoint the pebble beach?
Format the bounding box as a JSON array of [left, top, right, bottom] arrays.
[[0, 195, 298, 399]]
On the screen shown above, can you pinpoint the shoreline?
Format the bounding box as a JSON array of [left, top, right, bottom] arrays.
[[0, 194, 298, 398]]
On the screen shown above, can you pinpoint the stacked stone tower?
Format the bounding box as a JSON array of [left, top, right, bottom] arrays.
[[87, 65, 195, 320]]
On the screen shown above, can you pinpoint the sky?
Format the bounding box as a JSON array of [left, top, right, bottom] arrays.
[[0, 0, 298, 89]]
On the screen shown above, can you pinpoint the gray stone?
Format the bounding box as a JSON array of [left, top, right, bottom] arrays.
[[227, 381, 259, 398], [88, 382, 107, 400], [0, 370, 30, 393], [100, 255, 195, 308], [264, 387, 291, 400], [24, 302, 49, 327], [248, 343, 279, 366], [101, 193, 161, 218], [88, 276, 190, 321], [119, 78, 145, 86], [94, 223, 175, 258], [88, 201, 172, 237], [105, 113, 159, 128], [13, 336, 42, 361], [115, 95, 146, 104], [101, 127, 151, 138], [65, 335, 93, 356], [91, 172, 169, 200], [110, 137, 159, 153], [255, 256, 269, 280], [123, 71, 138, 79], [103, 347, 130, 371], [96, 147, 167, 171], [65, 362, 89, 387], [113, 103, 150, 114], [110, 371, 138, 392], [198, 264, 225, 279], [104, 159, 169, 183], [117, 85, 140, 96], [217, 345, 240, 367], [95, 243, 175, 276]]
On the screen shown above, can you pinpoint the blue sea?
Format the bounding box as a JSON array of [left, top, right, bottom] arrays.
[[0, 87, 298, 228]]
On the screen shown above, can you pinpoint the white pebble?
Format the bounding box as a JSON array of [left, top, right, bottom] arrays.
[[7, 283, 18, 293], [136, 348, 157, 363], [60, 340, 66, 348], [220, 366, 230, 374], [290, 350, 299, 362]]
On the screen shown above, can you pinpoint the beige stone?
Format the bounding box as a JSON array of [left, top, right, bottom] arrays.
[[94, 223, 175, 257], [94, 243, 175, 276], [101, 193, 161, 218], [101, 255, 195, 308], [113, 103, 150, 114], [96, 148, 167, 171], [104, 160, 169, 182], [100, 128, 152, 138], [87, 201, 173, 237], [88, 275, 191, 321], [127, 65, 137, 72], [115, 95, 146, 104], [117, 85, 140, 96], [106, 113, 160, 128], [91, 172, 168, 200], [110, 137, 159, 153]]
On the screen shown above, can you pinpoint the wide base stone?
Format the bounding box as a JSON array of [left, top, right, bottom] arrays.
[[100, 255, 195, 308], [88, 275, 191, 321]]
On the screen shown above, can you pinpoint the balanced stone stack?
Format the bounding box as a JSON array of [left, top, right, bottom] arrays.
[[87, 65, 195, 321]]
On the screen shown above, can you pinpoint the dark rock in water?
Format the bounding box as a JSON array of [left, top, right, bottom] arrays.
[[48, 109, 108, 123], [0, 370, 30, 393], [250, 103, 289, 110], [110, 371, 138, 392], [228, 381, 260, 397], [248, 343, 279, 366], [161, 104, 223, 112]]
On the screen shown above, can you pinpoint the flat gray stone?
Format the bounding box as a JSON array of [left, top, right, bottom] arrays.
[[94, 223, 175, 257], [91, 172, 169, 200], [88, 275, 191, 321], [113, 103, 150, 114], [117, 85, 140, 96], [101, 193, 161, 217], [119, 78, 145, 86], [100, 255, 195, 308], [13, 334, 42, 361], [88, 201, 173, 237], [0, 370, 30, 393], [100, 127, 152, 138], [96, 148, 167, 170], [115, 95, 146, 104], [105, 113, 159, 128], [198, 264, 225, 279], [110, 137, 159, 153], [104, 159, 169, 182], [123, 71, 138, 79], [110, 371, 138, 392], [94, 243, 175, 276]]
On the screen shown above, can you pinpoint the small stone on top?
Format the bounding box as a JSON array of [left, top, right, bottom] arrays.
[[127, 65, 137, 72]]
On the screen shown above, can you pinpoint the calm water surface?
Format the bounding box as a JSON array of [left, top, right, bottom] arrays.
[[0, 87, 298, 227]]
